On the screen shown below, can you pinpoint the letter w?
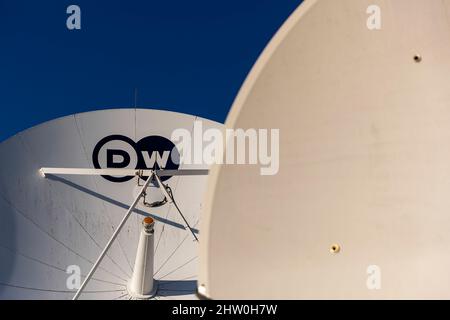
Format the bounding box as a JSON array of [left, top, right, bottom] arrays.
[[142, 151, 170, 169]]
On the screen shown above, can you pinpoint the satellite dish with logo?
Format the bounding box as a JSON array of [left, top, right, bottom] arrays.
[[199, 0, 450, 299], [0, 108, 222, 299]]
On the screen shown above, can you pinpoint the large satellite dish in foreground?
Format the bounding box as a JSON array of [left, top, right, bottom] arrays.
[[0, 108, 221, 299], [199, 0, 450, 299]]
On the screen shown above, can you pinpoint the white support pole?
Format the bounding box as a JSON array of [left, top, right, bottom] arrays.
[[72, 171, 155, 300], [127, 217, 156, 299], [39, 167, 208, 177]]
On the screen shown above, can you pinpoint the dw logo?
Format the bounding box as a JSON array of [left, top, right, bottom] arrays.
[[92, 135, 180, 182]]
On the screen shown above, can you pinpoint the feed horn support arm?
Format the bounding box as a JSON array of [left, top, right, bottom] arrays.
[[39, 167, 207, 299]]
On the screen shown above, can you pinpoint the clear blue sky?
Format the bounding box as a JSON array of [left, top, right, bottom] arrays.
[[0, 0, 302, 141]]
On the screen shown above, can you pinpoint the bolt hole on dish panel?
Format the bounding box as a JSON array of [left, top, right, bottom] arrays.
[[0, 108, 222, 300], [199, 0, 450, 299]]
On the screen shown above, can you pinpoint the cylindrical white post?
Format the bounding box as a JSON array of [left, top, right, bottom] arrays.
[[127, 217, 157, 298]]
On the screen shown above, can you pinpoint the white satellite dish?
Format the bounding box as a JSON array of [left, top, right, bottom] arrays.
[[0, 108, 222, 300], [199, 0, 450, 299]]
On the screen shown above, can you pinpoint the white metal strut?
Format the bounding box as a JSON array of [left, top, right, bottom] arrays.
[[39, 167, 207, 300]]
